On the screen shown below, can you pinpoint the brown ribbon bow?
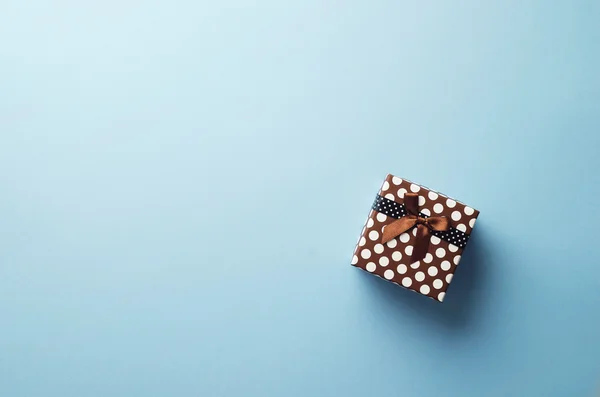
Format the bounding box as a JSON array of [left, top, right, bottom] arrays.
[[381, 193, 450, 262]]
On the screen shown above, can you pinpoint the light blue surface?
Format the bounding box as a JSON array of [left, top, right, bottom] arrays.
[[1, 1, 599, 396]]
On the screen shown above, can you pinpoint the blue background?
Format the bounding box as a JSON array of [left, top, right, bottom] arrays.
[[1, 1, 599, 396]]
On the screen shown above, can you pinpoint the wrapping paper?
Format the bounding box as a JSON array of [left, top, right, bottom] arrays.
[[351, 174, 480, 302]]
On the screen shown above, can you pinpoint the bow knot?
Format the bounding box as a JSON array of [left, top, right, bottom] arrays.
[[415, 217, 428, 226], [381, 193, 450, 262]]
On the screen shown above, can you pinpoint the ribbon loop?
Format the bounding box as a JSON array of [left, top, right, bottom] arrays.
[[426, 216, 450, 231], [403, 193, 419, 215], [381, 193, 450, 263]]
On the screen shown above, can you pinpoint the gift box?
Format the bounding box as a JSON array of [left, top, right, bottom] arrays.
[[351, 174, 479, 302]]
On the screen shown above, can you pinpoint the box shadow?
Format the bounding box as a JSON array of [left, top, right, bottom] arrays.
[[359, 225, 492, 332]]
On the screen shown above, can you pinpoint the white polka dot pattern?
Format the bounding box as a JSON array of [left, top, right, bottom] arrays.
[[351, 174, 479, 302], [372, 195, 407, 218], [372, 195, 471, 249], [441, 260, 451, 271]]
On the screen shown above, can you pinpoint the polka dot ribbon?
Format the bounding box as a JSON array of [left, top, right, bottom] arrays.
[[372, 194, 470, 253]]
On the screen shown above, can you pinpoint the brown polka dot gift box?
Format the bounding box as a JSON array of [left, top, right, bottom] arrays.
[[351, 174, 479, 302]]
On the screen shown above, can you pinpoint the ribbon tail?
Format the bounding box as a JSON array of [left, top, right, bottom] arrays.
[[411, 224, 430, 263], [381, 217, 417, 244]]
